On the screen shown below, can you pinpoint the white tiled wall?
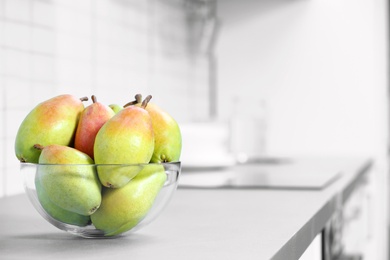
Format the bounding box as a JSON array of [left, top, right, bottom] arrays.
[[0, 0, 212, 197]]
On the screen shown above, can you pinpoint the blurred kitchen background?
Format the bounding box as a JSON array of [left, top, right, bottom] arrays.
[[0, 0, 389, 257], [0, 0, 389, 238]]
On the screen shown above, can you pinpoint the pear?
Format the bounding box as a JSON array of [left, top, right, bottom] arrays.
[[108, 104, 123, 114], [144, 102, 182, 163], [109, 94, 142, 114], [125, 95, 182, 163], [94, 96, 155, 188], [15, 94, 88, 163], [35, 176, 90, 226], [35, 144, 102, 216], [90, 164, 167, 236], [74, 95, 115, 159]]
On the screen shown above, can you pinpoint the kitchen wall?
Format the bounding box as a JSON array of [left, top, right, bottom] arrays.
[[0, 0, 212, 197], [216, 0, 389, 158], [215, 0, 389, 259]]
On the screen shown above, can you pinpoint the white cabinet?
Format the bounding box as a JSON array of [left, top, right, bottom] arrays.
[[340, 176, 370, 259], [302, 165, 374, 260], [299, 233, 322, 260]]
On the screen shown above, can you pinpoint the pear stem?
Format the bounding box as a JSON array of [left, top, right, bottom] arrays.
[[91, 95, 97, 103], [123, 94, 142, 107], [135, 94, 142, 103], [141, 95, 152, 109], [33, 144, 45, 151], [80, 96, 88, 102]]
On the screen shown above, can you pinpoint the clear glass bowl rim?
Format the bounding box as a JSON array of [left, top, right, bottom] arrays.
[[20, 161, 181, 167]]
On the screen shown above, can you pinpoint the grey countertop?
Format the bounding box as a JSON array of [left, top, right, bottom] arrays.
[[0, 157, 371, 260]]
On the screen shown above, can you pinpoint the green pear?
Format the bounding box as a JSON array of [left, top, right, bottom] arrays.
[[75, 95, 115, 159], [35, 144, 102, 216], [125, 95, 182, 163], [90, 164, 167, 236], [109, 93, 142, 114], [108, 104, 123, 114], [94, 96, 155, 188], [144, 102, 182, 163], [35, 176, 90, 226], [15, 94, 88, 163]]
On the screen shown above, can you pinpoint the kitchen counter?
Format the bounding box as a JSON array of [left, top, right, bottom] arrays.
[[0, 157, 372, 260]]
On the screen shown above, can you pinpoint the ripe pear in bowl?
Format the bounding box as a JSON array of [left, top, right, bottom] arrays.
[[125, 95, 182, 163], [108, 104, 123, 114], [15, 94, 88, 163], [75, 95, 115, 159], [144, 102, 182, 163], [109, 93, 141, 114], [35, 176, 91, 226], [91, 164, 167, 236], [94, 96, 155, 188], [35, 144, 102, 216]]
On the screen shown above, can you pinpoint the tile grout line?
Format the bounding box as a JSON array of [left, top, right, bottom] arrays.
[[2, 0, 7, 197], [2, 85, 7, 197]]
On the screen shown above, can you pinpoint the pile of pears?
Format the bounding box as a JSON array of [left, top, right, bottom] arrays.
[[15, 93, 182, 236]]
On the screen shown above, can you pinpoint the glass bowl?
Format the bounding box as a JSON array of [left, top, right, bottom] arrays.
[[21, 162, 181, 238]]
